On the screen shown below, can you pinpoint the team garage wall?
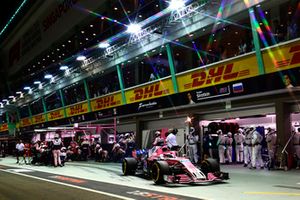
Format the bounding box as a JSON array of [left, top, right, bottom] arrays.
[[199, 106, 275, 121]]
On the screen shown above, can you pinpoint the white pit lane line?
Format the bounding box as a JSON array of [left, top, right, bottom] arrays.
[[0, 169, 134, 200]]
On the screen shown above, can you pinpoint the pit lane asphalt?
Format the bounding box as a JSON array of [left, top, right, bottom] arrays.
[[1, 157, 300, 200], [0, 163, 201, 200]]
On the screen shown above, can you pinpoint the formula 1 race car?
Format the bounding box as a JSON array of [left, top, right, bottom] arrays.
[[122, 145, 229, 184]]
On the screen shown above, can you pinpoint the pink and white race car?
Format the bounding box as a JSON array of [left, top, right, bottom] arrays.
[[122, 145, 229, 184]]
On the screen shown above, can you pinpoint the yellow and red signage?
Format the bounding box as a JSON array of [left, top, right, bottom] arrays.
[[125, 78, 175, 104], [32, 114, 47, 125], [91, 93, 123, 112], [66, 102, 89, 117], [20, 117, 32, 127], [263, 40, 300, 73], [0, 123, 8, 132], [47, 109, 65, 121], [177, 55, 259, 92]]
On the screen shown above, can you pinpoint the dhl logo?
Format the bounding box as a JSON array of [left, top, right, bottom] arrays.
[[276, 44, 300, 68], [131, 83, 169, 101], [33, 115, 45, 122], [49, 111, 63, 119], [69, 104, 87, 115], [95, 96, 119, 109], [21, 118, 32, 125], [184, 63, 249, 89]]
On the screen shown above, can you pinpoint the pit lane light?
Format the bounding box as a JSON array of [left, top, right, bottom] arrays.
[[44, 74, 53, 79], [2, 99, 9, 105], [127, 23, 141, 34], [8, 96, 16, 103], [16, 91, 24, 98], [60, 65, 71, 77], [24, 87, 33, 94], [0, 103, 3, 108], [34, 81, 43, 90], [76, 55, 86, 61], [168, 0, 186, 11], [98, 42, 110, 49]]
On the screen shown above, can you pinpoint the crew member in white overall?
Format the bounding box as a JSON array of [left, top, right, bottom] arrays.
[[226, 132, 233, 163], [217, 130, 227, 164], [187, 127, 199, 164], [52, 134, 63, 167], [244, 128, 253, 167], [251, 128, 264, 169], [265, 128, 277, 169], [234, 128, 245, 163], [293, 128, 300, 169]]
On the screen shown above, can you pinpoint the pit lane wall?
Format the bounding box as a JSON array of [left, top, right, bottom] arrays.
[[5, 39, 300, 130]]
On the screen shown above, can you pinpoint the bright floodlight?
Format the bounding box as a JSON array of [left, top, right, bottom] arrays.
[[24, 86, 31, 90], [168, 0, 185, 10], [127, 23, 141, 34], [59, 65, 68, 70], [98, 42, 110, 48], [34, 81, 41, 84], [44, 74, 53, 79], [76, 55, 86, 61]]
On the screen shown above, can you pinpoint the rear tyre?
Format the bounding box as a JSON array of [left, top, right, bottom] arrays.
[[151, 161, 169, 184], [122, 158, 137, 175], [201, 158, 220, 174]]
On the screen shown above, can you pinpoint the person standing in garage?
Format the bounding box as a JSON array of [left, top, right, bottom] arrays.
[[226, 132, 233, 164], [234, 128, 245, 163], [266, 128, 277, 169], [166, 128, 179, 150], [293, 128, 300, 169], [244, 128, 252, 167], [250, 127, 264, 169], [187, 127, 199, 164], [217, 130, 227, 164]]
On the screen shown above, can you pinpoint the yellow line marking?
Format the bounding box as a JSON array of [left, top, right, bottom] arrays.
[[244, 192, 300, 196]]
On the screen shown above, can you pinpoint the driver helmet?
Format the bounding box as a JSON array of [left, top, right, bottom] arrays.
[[227, 132, 232, 137], [155, 131, 161, 137]]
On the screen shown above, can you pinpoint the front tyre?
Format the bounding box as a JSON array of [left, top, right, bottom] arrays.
[[151, 161, 169, 184], [122, 158, 137, 175], [201, 158, 220, 175]]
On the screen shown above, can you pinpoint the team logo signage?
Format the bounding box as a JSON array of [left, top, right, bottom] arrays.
[[263, 41, 300, 72], [20, 117, 32, 127], [125, 78, 174, 104], [47, 109, 65, 121], [32, 114, 46, 125], [91, 93, 122, 112], [66, 102, 88, 117], [177, 55, 258, 92], [0, 123, 8, 132]]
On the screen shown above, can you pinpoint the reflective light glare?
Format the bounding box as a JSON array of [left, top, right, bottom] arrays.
[[34, 81, 41, 84], [76, 55, 86, 61], [60, 65, 69, 70], [98, 42, 110, 48], [168, 0, 186, 10], [126, 23, 141, 34], [38, 83, 43, 90], [44, 74, 53, 79], [266, 114, 276, 117]]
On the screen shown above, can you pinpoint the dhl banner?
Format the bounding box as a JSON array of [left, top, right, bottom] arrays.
[[20, 117, 32, 127], [66, 102, 89, 117], [91, 93, 123, 112], [47, 109, 65, 121], [0, 123, 8, 132], [125, 78, 175, 104], [177, 54, 259, 92], [32, 114, 47, 125], [263, 40, 300, 73]]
